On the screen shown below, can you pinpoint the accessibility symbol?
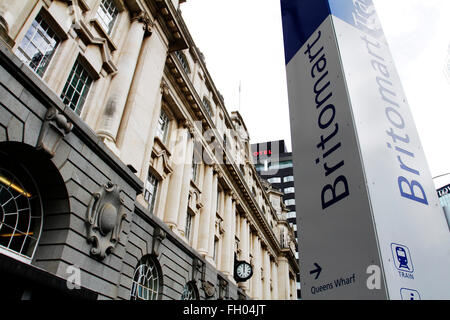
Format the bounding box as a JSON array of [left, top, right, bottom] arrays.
[[391, 243, 414, 273], [400, 288, 421, 300]]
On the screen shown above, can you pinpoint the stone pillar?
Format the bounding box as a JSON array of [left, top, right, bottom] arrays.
[[177, 128, 195, 238], [277, 257, 290, 300], [0, 0, 33, 45], [251, 236, 262, 299], [96, 13, 149, 153], [207, 169, 219, 263], [290, 276, 297, 300], [197, 165, 213, 256], [238, 216, 249, 291], [191, 162, 204, 250], [230, 196, 237, 279], [220, 191, 234, 276], [262, 249, 271, 299], [137, 81, 166, 185], [116, 26, 169, 173], [271, 259, 279, 300], [249, 233, 257, 298], [154, 176, 169, 220], [163, 124, 188, 232]]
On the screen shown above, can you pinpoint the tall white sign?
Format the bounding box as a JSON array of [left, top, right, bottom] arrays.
[[281, 0, 450, 299]]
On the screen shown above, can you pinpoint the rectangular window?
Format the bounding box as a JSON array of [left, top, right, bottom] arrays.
[[155, 109, 170, 144], [185, 212, 192, 241], [284, 175, 294, 183], [213, 237, 219, 264], [284, 187, 295, 194], [60, 60, 93, 115], [191, 158, 198, 182], [16, 13, 60, 77], [284, 199, 295, 206], [96, 0, 119, 34], [144, 172, 158, 214], [287, 211, 296, 219], [267, 177, 281, 184]]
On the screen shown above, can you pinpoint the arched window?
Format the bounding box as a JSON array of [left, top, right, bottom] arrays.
[[130, 255, 162, 300], [0, 152, 43, 262], [180, 282, 198, 300]]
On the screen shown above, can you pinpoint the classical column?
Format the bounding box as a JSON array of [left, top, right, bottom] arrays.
[[262, 249, 271, 299], [290, 277, 297, 300], [96, 12, 150, 153], [163, 124, 189, 232], [220, 191, 234, 276], [177, 127, 195, 238], [197, 165, 213, 256], [249, 233, 258, 298], [116, 26, 169, 173], [239, 216, 250, 291], [251, 236, 262, 299], [0, 0, 31, 45], [154, 176, 169, 220], [230, 196, 237, 270], [277, 257, 290, 299], [271, 259, 279, 300], [191, 162, 204, 249], [138, 81, 167, 184], [207, 168, 219, 263]]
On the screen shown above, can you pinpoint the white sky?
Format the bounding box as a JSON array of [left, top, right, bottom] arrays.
[[180, 0, 450, 182]]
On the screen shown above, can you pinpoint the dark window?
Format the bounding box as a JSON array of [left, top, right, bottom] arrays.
[[60, 60, 93, 115]]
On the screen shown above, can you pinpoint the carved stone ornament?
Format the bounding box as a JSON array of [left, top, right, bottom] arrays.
[[202, 281, 216, 298], [36, 106, 73, 157], [86, 181, 127, 259], [151, 227, 166, 257], [131, 11, 153, 35]]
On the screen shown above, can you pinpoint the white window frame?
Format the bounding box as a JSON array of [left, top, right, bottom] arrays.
[[16, 13, 60, 78], [96, 0, 119, 35]]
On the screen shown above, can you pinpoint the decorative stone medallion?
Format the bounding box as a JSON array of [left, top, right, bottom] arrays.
[[86, 181, 126, 259]]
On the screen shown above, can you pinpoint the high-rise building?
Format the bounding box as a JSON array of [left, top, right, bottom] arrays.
[[0, 0, 298, 300], [251, 140, 301, 299], [433, 174, 450, 230]]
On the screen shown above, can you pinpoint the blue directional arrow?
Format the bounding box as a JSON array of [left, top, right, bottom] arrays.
[[310, 263, 322, 279]]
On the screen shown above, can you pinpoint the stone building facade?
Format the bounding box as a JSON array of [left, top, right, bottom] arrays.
[[0, 0, 298, 300]]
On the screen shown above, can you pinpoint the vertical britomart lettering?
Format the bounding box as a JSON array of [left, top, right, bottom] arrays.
[[359, 31, 428, 205], [305, 30, 350, 210]]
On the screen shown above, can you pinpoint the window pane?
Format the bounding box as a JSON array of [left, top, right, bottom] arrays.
[[60, 60, 93, 115], [155, 109, 169, 143], [284, 187, 295, 194], [96, 0, 119, 34], [144, 173, 158, 214], [131, 257, 161, 300], [16, 13, 60, 78], [185, 213, 192, 241]]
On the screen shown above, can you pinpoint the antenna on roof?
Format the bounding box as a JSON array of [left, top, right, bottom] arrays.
[[238, 81, 241, 112]]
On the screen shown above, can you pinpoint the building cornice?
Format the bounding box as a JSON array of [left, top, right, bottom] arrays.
[[143, 0, 188, 51]]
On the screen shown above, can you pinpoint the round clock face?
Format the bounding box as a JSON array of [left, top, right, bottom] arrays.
[[236, 262, 252, 279]]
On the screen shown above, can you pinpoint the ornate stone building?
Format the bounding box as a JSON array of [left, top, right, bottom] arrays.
[[0, 0, 298, 300]]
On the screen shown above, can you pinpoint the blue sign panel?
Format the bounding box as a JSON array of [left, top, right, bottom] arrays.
[[280, 0, 382, 64]]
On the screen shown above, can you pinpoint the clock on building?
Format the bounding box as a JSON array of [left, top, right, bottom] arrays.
[[234, 260, 253, 282]]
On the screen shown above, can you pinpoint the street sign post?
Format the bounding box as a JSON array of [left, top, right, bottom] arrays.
[[280, 0, 450, 299]]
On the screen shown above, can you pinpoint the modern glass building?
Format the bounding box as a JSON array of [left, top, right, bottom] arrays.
[[433, 174, 450, 229], [251, 140, 301, 299]]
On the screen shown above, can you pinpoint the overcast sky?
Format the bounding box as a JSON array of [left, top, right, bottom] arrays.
[[180, 0, 450, 184]]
